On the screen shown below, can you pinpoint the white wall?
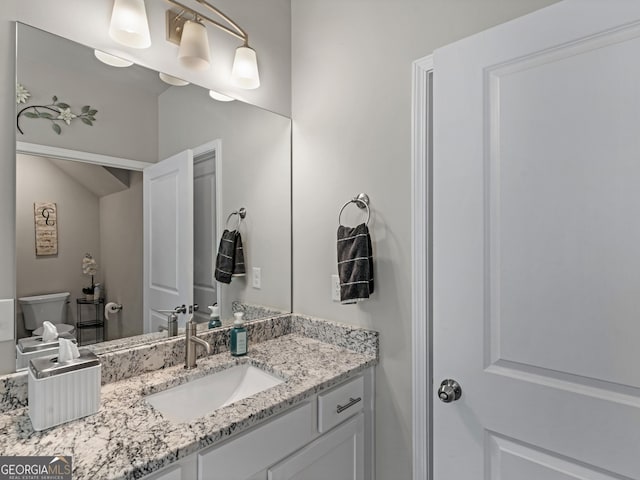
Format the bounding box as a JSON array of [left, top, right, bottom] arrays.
[[291, 1, 559, 477], [17, 24, 159, 163], [158, 86, 291, 320], [15, 154, 101, 338], [99, 172, 143, 340]]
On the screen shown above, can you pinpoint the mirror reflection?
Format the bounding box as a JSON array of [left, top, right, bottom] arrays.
[[13, 23, 291, 369]]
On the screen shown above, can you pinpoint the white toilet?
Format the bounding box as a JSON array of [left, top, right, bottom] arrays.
[[18, 292, 75, 336]]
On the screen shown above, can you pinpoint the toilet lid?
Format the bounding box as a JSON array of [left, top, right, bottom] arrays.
[[32, 324, 75, 336]]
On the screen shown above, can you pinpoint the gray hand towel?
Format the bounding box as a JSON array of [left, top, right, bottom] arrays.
[[337, 223, 374, 304], [215, 230, 246, 283], [232, 232, 246, 277], [215, 229, 237, 284]]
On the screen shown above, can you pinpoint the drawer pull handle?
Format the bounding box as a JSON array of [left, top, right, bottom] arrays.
[[336, 396, 362, 414]]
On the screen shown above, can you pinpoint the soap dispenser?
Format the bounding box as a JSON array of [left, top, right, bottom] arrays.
[[230, 312, 247, 356], [208, 303, 221, 329]]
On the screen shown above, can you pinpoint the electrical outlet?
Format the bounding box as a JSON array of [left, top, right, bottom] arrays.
[[252, 267, 261, 289], [331, 275, 340, 302]]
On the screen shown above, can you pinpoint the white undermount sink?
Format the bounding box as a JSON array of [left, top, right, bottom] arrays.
[[146, 364, 284, 423]]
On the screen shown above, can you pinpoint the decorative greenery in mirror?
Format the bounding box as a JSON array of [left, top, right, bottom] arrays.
[[16, 83, 97, 135]]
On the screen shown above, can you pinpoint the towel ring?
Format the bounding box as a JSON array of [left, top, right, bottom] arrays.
[[225, 207, 246, 230], [338, 193, 370, 226]]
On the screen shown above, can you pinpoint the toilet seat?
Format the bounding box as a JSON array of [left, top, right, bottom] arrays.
[[32, 324, 75, 336]]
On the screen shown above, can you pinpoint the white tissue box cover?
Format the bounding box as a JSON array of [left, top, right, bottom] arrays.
[[16, 334, 78, 371], [28, 363, 101, 431], [16, 346, 48, 371]]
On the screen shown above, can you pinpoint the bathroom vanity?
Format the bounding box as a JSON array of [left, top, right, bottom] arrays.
[[0, 315, 378, 480], [145, 368, 372, 480]]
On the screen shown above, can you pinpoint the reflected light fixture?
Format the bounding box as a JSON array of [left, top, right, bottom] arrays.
[[209, 90, 234, 102], [109, 0, 151, 49], [159, 72, 190, 86], [166, 0, 261, 89], [94, 50, 134, 68]]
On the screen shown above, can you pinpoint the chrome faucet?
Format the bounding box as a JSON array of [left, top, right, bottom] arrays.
[[157, 305, 185, 337], [185, 316, 211, 369]]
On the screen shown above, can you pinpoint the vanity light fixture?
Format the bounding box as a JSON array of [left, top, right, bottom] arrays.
[[94, 50, 134, 68], [231, 44, 260, 89], [109, 0, 152, 49], [178, 18, 211, 71], [208, 89, 234, 102], [159, 72, 190, 86], [166, 0, 261, 89]]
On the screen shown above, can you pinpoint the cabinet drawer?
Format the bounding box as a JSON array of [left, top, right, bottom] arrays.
[[317, 375, 364, 433]]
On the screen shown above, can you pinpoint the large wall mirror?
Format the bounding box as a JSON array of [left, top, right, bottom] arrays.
[[10, 23, 291, 373]]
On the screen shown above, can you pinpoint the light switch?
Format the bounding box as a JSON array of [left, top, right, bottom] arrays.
[[252, 267, 261, 289], [331, 275, 340, 302], [0, 299, 15, 342]]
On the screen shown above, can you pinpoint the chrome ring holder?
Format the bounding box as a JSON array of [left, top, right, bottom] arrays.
[[225, 207, 246, 231], [338, 193, 370, 226]]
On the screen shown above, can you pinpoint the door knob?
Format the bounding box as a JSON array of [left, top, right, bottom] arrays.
[[438, 379, 462, 403]]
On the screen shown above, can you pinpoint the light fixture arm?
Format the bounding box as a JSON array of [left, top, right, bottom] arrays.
[[166, 0, 247, 43], [163, 0, 260, 88], [195, 0, 247, 41]]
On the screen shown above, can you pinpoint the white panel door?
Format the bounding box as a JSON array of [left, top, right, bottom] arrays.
[[143, 150, 193, 333], [193, 153, 217, 323], [433, 1, 640, 479]]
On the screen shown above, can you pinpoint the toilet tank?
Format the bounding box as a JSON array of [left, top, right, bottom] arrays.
[[18, 292, 70, 330]]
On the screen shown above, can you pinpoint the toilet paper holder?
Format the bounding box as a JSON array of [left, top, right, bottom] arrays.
[[104, 302, 123, 321]]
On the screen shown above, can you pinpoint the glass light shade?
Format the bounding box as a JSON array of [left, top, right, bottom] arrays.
[[209, 90, 235, 102], [94, 50, 134, 67], [231, 45, 260, 89], [178, 20, 211, 71], [159, 73, 189, 86], [109, 0, 151, 49]]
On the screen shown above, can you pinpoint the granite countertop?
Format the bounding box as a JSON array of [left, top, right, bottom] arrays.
[[0, 325, 377, 480]]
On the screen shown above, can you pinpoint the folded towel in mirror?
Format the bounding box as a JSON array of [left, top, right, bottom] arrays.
[[215, 230, 246, 284], [215, 230, 236, 284], [337, 223, 374, 304]]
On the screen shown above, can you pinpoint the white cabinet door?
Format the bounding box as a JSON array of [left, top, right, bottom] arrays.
[[143, 149, 194, 333], [268, 413, 364, 480], [145, 466, 182, 480], [143, 454, 197, 480], [198, 402, 314, 480], [433, 1, 640, 478]]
